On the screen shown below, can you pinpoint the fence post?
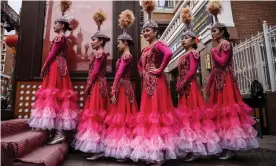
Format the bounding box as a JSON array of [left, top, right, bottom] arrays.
[[263, 21, 275, 92], [253, 40, 266, 89]]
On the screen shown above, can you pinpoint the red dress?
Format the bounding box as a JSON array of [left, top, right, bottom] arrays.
[[176, 50, 221, 156], [73, 50, 110, 153], [28, 35, 79, 130], [104, 53, 138, 159], [208, 40, 259, 150], [130, 41, 180, 162]]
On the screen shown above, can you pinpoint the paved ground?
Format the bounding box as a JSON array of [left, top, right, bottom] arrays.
[[62, 136, 276, 166]]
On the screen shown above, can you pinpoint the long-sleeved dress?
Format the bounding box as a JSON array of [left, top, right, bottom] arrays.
[[207, 40, 259, 150], [176, 50, 221, 156], [73, 50, 110, 153], [104, 53, 139, 159], [28, 35, 79, 130], [130, 41, 181, 162]]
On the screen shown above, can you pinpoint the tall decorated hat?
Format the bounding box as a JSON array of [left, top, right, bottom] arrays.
[[141, 0, 158, 29], [207, 0, 226, 30], [54, 0, 76, 31], [181, 7, 196, 38], [117, 9, 135, 45], [92, 9, 110, 42]]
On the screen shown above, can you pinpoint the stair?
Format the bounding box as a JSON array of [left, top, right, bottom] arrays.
[[15, 143, 68, 166], [1, 119, 69, 166]]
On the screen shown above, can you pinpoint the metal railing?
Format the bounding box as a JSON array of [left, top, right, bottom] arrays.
[[233, 21, 276, 95]]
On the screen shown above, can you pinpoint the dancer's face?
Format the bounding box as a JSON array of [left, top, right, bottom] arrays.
[[142, 27, 157, 42], [181, 35, 194, 49], [91, 37, 102, 49], [211, 28, 223, 40], [53, 21, 64, 33], [117, 40, 127, 52]]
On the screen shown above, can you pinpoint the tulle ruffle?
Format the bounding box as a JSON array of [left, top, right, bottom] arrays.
[[73, 109, 107, 153], [130, 110, 182, 162], [210, 104, 259, 150], [104, 84, 138, 159], [28, 107, 56, 130], [73, 129, 105, 153], [176, 106, 222, 156], [105, 113, 136, 128], [104, 115, 136, 159], [130, 134, 181, 162], [208, 72, 259, 150], [28, 88, 78, 130], [104, 133, 133, 159]]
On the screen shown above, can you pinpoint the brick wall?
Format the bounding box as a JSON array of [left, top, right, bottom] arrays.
[[231, 1, 276, 40], [152, 12, 174, 22]]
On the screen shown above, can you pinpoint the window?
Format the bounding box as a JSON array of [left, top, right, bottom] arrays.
[[2, 43, 6, 51], [1, 54, 6, 62], [1, 64, 4, 73], [167, 0, 174, 8], [157, 0, 175, 9]]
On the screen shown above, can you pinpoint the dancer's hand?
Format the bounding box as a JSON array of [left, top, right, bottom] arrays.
[[211, 48, 218, 55], [148, 67, 161, 76], [40, 65, 48, 78], [176, 85, 181, 93], [205, 87, 210, 96], [83, 87, 90, 98], [110, 95, 117, 104]]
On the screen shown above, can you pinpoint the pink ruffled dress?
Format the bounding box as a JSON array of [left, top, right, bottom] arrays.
[[104, 53, 139, 159], [73, 50, 110, 153], [28, 35, 79, 130], [207, 40, 259, 150], [176, 50, 221, 156], [130, 41, 181, 163]]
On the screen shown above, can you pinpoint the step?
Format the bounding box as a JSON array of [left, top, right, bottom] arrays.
[[1, 130, 48, 158], [1, 142, 16, 166], [1, 119, 30, 138], [15, 142, 69, 166]]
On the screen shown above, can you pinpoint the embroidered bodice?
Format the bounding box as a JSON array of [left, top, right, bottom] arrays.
[[138, 41, 172, 96], [89, 50, 108, 79], [112, 53, 134, 103], [176, 50, 200, 96], [209, 40, 236, 91], [115, 53, 133, 80], [84, 50, 109, 98], [42, 35, 69, 77]]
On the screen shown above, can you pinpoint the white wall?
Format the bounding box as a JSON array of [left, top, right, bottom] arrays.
[[217, 0, 235, 27]]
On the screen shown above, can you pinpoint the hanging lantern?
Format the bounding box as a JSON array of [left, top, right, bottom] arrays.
[[5, 34, 18, 49], [5, 34, 18, 54]]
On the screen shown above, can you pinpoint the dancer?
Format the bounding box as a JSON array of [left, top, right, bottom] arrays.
[[207, 0, 259, 160], [176, 7, 221, 161], [73, 9, 110, 160], [28, 0, 79, 144], [130, 1, 181, 165], [104, 10, 139, 162]]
